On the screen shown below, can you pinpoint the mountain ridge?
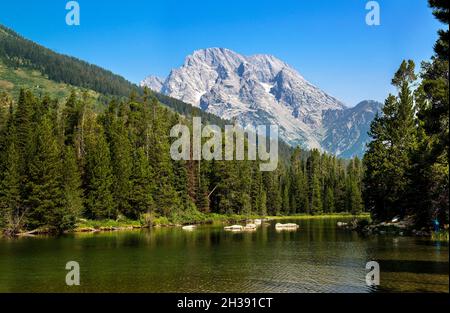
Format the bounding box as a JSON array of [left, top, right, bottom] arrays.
[[141, 47, 382, 157]]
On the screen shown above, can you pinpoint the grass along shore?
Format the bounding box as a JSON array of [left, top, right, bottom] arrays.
[[11, 212, 449, 242], [4, 212, 370, 237], [73, 212, 370, 233]]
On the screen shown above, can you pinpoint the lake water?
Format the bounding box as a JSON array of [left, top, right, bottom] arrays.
[[0, 218, 448, 293]]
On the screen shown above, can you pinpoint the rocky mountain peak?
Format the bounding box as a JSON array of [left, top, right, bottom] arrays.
[[141, 48, 382, 157]]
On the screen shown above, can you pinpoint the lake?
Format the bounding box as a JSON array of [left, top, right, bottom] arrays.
[[0, 218, 448, 293]]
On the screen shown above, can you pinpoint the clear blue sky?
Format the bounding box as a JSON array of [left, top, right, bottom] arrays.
[[0, 0, 442, 106]]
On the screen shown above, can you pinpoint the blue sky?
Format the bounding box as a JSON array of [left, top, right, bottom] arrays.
[[0, 0, 442, 106]]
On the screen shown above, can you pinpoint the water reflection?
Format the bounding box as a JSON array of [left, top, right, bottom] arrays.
[[0, 218, 448, 293]]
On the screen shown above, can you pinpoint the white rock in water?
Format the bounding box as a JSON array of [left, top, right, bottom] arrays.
[[182, 225, 196, 230], [224, 225, 244, 231], [275, 223, 299, 230]]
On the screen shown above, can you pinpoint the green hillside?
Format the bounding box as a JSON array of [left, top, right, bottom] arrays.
[[0, 24, 139, 97], [0, 59, 101, 100], [0, 24, 230, 122]]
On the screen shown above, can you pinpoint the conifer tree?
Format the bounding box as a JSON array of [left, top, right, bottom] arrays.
[[27, 115, 66, 232], [129, 148, 155, 219], [260, 191, 268, 216], [63, 90, 81, 145], [363, 61, 419, 221], [310, 172, 323, 214], [0, 130, 21, 233], [62, 146, 83, 225], [429, 0, 449, 60], [14, 90, 34, 177], [83, 113, 114, 219], [325, 186, 335, 213], [109, 117, 133, 216]]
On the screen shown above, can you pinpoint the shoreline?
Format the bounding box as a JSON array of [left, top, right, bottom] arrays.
[[7, 213, 370, 237], [4, 212, 448, 242], [74, 213, 371, 233]]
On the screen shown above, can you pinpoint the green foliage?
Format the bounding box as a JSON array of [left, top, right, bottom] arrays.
[[109, 114, 133, 216], [62, 146, 83, 225], [83, 112, 114, 220], [364, 2, 449, 228], [428, 0, 449, 60], [26, 115, 68, 232], [129, 148, 155, 219], [0, 131, 21, 231], [0, 89, 364, 233], [363, 60, 418, 221]]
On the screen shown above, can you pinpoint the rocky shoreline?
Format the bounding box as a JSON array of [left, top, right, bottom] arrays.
[[338, 216, 448, 238]]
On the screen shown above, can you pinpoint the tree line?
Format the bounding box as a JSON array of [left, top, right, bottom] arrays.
[[363, 0, 448, 228], [0, 88, 363, 234]]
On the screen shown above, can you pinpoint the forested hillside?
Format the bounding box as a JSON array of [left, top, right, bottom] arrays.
[[0, 87, 364, 234], [0, 25, 235, 130], [0, 24, 139, 97]]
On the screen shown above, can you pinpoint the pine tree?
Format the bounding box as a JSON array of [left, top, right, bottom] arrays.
[[109, 117, 133, 217], [14, 90, 34, 177], [196, 175, 210, 213], [363, 61, 419, 221], [63, 90, 80, 145], [310, 172, 323, 214], [62, 146, 83, 226], [260, 190, 267, 216], [0, 131, 22, 233], [429, 0, 449, 60], [325, 186, 335, 213], [27, 115, 66, 232], [408, 1, 449, 227], [150, 105, 180, 217], [282, 182, 290, 215], [83, 113, 114, 220], [0, 97, 13, 183], [250, 164, 263, 215], [349, 180, 363, 215], [129, 148, 155, 219]]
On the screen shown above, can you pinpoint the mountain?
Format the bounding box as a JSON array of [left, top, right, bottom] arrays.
[[142, 48, 382, 157], [322, 100, 383, 158], [140, 75, 164, 92]]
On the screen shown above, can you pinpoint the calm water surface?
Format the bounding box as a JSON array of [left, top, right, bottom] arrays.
[[0, 218, 448, 293]]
